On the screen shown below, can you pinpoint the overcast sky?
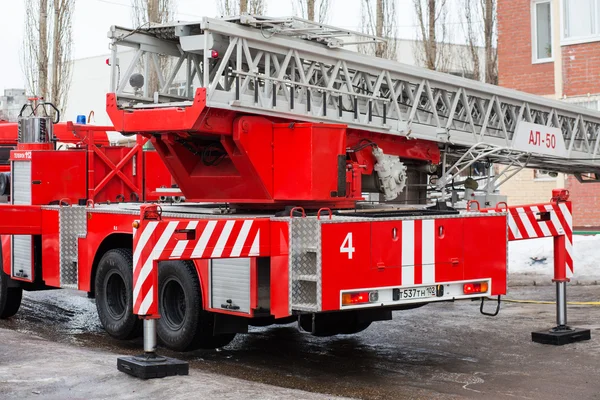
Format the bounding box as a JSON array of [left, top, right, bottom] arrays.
[[0, 0, 465, 92]]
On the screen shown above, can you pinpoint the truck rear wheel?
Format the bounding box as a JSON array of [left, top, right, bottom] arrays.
[[157, 260, 236, 351], [95, 249, 141, 340], [0, 270, 22, 319]]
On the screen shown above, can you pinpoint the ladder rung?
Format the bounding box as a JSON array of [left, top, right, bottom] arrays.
[[294, 274, 318, 282], [292, 302, 318, 310]]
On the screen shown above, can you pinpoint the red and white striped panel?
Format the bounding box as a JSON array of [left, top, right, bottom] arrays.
[[484, 202, 573, 277], [132, 219, 264, 316], [399, 219, 436, 286]]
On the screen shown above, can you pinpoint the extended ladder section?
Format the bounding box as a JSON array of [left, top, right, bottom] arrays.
[[109, 15, 600, 175]]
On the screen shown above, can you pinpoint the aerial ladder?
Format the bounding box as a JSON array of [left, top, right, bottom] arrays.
[[0, 16, 597, 378]]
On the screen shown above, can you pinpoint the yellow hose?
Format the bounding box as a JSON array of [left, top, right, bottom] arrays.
[[503, 299, 600, 306]]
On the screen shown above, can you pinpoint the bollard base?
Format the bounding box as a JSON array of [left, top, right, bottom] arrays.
[[532, 326, 591, 346], [117, 353, 189, 379]]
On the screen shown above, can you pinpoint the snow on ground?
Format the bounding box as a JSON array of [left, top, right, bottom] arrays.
[[509, 234, 600, 284]]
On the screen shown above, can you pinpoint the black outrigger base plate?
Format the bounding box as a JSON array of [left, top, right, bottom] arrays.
[[532, 326, 591, 346], [118, 353, 189, 379]]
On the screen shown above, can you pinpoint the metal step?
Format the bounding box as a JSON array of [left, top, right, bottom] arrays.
[[291, 303, 319, 312], [289, 218, 322, 312], [295, 274, 318, 282]]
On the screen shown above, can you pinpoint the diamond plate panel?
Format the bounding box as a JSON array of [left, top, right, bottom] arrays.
[[289, 218, 322, 313], [59, 207, 87, 288]]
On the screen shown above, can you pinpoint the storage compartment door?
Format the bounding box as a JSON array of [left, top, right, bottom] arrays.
[[11, 160, 34, 281], [211, 258, 251, 314]]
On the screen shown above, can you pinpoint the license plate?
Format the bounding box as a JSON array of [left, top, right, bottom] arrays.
[[397, 286, 437, 300]]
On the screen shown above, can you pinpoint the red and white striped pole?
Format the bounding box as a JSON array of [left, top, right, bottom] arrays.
[[531, 189, 590, 345], [118, 204, 188, 378], [553, 233, 567, 328], [132, 205, 162, 356], [551, 190, 570, 330]]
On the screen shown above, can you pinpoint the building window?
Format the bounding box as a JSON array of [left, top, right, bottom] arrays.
[[563, 0, 600, 42], [571, 99, 600, 110], [534, 169, 557, 180], [532, 0, 553, 63]]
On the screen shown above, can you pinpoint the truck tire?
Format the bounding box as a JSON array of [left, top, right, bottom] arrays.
[[157, 260, 235, 351], [0, 270, 22, 319], [95, 249, 141, 340]]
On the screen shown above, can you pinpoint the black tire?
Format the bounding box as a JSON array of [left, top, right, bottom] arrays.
[[95, 248, 141, 340], [157, 260, 235, 351], [0, 269, 22, 319]]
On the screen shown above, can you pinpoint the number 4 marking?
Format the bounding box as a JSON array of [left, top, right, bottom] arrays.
[[340, 233, 355, 260]]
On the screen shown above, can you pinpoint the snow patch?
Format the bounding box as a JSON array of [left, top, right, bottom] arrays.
[[509, 235, 600, 282]]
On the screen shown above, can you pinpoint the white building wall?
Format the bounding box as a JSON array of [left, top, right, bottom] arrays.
[[0, 89, 29, 122], [64, 52, 135, 126]]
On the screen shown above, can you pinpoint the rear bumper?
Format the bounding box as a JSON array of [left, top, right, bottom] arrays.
[[337, 279, 492, 310]]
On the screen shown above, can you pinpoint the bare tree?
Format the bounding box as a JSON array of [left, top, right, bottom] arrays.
[[360, 0, 397, 60], [482, 0, 498, 84], [38, 0, 49, 100], [23, 0, 74, 116], [218, 0, 237, 16], [50, 0, 74, 111], [460, 0, 497, 83], [218, 0, 266, 16], [292, 0, 331, 23], [248, 0, 266, 14], [132, 0, 176, 96], [413, 0, 452, 72], [461, 0, 481, 81], [132, 0, 174, 27]]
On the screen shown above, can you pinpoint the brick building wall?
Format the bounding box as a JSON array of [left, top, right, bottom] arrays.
[[565, 176, 600, 229], [500, 171, 599, 229], [500, 169, 561, 205], [497, 0, 555, 95], [497, 0, 600, 228], [561, 41, 600, 228], [562, 42, 600, 97]]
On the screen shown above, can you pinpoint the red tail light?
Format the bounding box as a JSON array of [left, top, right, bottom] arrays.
[[342, 291, 378, 306], [463, 282, 489, 294]]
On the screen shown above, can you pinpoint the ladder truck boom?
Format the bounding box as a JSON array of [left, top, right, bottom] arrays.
[[109, 15, 600, 179], [0, 16, 589, 378]]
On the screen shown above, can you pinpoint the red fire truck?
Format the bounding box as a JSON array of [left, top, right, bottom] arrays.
[[0, 15, 594, 377]]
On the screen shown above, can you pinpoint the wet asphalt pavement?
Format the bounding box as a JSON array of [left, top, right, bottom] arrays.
[[1, 284, 600, 399]]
